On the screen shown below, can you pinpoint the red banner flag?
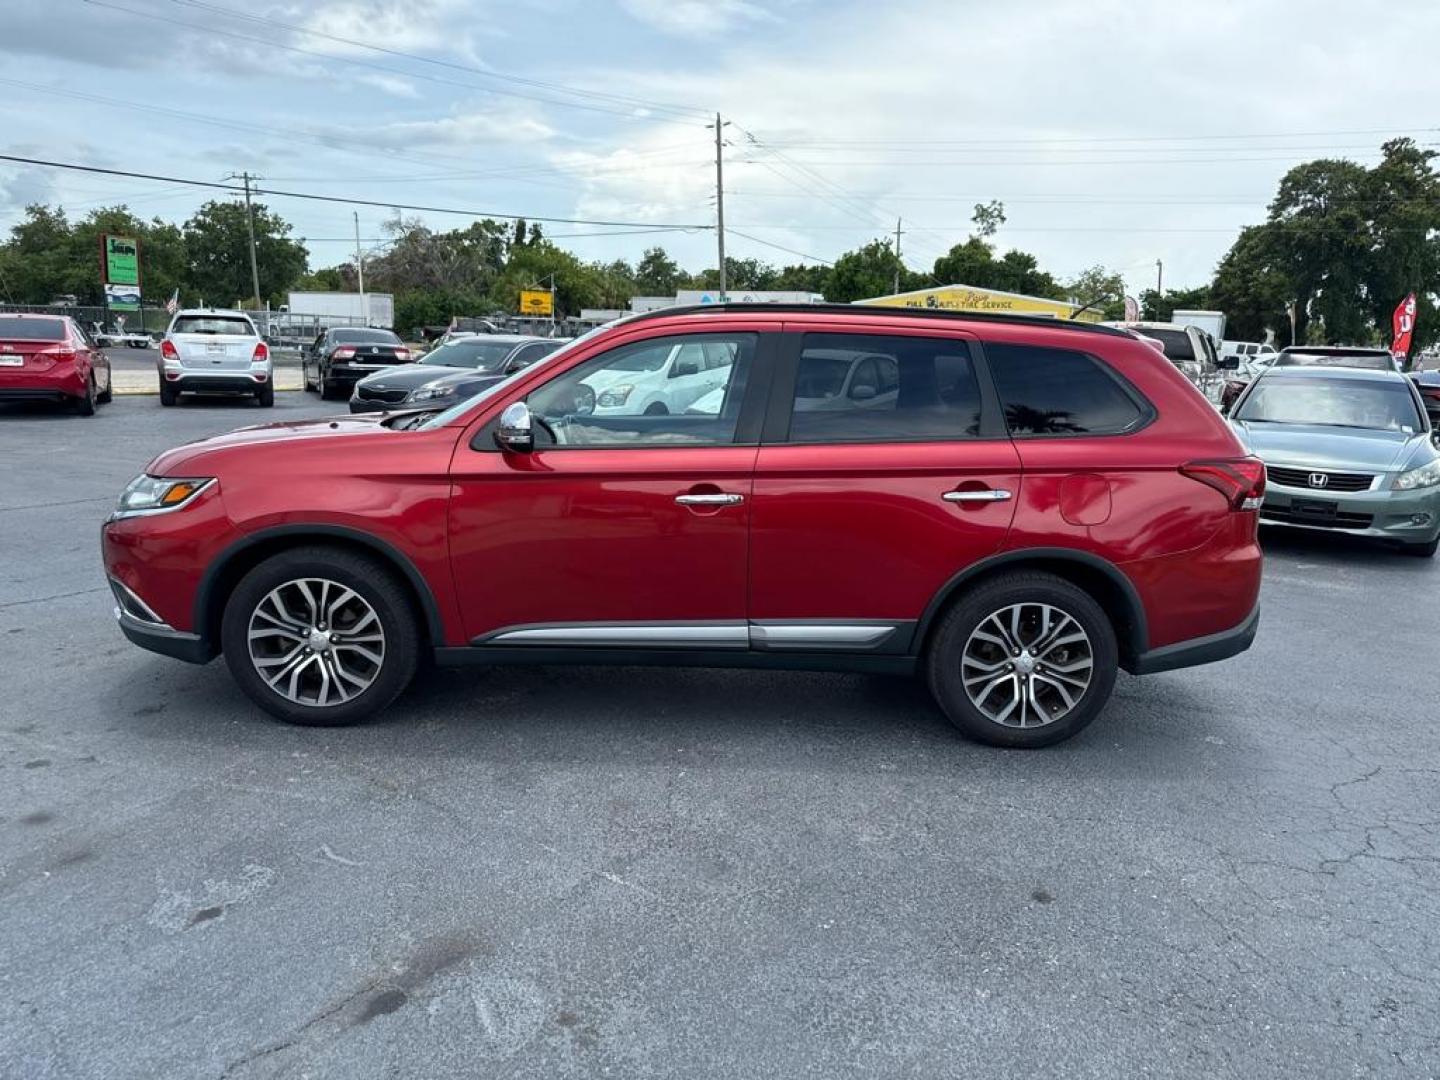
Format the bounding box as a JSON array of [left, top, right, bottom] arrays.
[[1392, 292, 1417, 360]]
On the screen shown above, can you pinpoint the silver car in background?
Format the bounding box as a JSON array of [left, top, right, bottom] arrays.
[[157, 308, 273, 407], [1228, 366, 1440, 557]]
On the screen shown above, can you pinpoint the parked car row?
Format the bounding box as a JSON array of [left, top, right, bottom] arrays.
[[0, 313, 113, 415]]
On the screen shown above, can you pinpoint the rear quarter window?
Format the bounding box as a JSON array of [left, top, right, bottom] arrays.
[[987, 343, 1149, 436]]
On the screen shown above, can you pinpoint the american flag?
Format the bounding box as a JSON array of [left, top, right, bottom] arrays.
[[164, 288, 179, 315]]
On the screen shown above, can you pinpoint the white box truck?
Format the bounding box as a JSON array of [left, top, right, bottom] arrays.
[[285, 291, 395, 329], [1172, 309, 1226, 347]]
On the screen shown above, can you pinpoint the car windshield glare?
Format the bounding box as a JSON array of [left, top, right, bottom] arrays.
[[422, 341, 514, 369], [1235, 378, 1419, 432]]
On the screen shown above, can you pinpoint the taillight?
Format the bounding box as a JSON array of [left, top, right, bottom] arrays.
[[160, 340, 180, 362], [394, 348, 411, 361], [43, 346, 78, 363], [333, 346, 356, 359], [252, 341, 269, 362], [1181, 457, 1266, 512]]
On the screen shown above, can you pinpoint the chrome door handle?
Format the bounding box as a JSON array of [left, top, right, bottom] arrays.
[[942, 489, 1012, 503], [676, 493, 744, 506]]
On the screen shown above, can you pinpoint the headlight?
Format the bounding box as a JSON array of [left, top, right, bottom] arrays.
[[408, 384, 459, 403], [1393, 460, 1440, 490], [112, 475, 214, 519], [597, 383, 633, 407]]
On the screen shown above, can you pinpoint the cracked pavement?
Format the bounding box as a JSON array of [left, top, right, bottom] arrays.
[[1, 394, 1438, 1078]]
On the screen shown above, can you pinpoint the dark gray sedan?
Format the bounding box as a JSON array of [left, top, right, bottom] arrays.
[[349, 335, 563, 413], [1228, 366, 1440, 557]]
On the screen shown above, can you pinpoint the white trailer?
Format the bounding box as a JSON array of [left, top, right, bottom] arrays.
[[1172, 309, 1226, 346], [285, 291, 395, 329]]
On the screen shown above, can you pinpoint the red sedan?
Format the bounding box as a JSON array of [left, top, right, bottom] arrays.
[[0, 313, 112, 415]]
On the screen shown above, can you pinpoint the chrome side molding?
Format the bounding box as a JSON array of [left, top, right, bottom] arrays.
[[477, 621, 901, 652]]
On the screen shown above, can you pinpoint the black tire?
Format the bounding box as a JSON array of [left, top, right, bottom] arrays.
[[74, 376, 96, 416], [1402, 537, 1439, 558], [159, 382, 178, 407], [643, 401, 669, 416], [925, 571, 1118, 749], [221, 546, 421, 727], [96, 376, 112, 404], [256, 383, 275, 407], [320, 376, 340, 401]]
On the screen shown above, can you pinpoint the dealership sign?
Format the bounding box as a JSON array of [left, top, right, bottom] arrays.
[[100, 234, 142, 310], [519, 288, 554, 317]]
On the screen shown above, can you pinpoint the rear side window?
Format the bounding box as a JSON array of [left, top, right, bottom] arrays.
[[1141, 328, 1195, 361], [988, 343, 1147, 436], [0, 318, 67, 341], [786, 333, 982, 443], [171, 315, 255, 336]]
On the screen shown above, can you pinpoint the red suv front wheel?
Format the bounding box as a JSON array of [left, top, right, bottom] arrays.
[[220, 546, 420, 725]]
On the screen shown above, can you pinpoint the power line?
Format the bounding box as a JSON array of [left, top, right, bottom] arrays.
[[725, 229, 833, 266], [0, 154, 713, 230], [747, 126, 1440, 147], [733, 152, 1394, 168]]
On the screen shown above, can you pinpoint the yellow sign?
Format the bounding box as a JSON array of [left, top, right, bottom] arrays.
[[857, 284, 1103, 323], [519, 289, 554, 317]]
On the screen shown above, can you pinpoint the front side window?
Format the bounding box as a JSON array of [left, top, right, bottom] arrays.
[[988, 343, 1147, 436], [526, 333, 755, 448], [785, 334, 982, 443]]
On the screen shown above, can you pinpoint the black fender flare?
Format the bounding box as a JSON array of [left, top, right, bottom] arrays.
[[193, 524, 447, 646], [910, 548, 1149, 664]]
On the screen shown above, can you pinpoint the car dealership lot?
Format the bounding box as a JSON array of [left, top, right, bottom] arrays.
[[2, 395, 1438, 1078]]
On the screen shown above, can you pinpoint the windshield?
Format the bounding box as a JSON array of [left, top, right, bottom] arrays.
[[332, 329, 400, 344], [421, 340, 516, 370], [0, 318, 67, 341], [171, 315, 255, 336], [1235, 377, 1420, 431], [416, 324, 611, 430]]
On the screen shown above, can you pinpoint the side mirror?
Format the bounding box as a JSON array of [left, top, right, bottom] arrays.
[[496, 401, 534, 452], [672, 360, 700, 378], [850, 384, 878, 401]]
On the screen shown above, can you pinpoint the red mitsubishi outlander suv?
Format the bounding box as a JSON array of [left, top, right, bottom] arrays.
[[102, 305, 1263, 747]]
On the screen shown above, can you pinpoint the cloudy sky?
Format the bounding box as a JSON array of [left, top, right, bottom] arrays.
[[3, 0, 1439, 298]]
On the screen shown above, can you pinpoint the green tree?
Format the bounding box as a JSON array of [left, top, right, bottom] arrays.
[[633, 247, 682, 295], [931, 237, 997, 286], [184, 200, 307, 307], [1138, 284, 1211, 322], [824, 239, 916, 303], [1209, 226, 1291, 343], [1064, 266, 1127, 320], [971, 200, 1006, 239]]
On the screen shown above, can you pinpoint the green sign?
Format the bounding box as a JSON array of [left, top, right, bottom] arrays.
[[103, 235, 140, 286]]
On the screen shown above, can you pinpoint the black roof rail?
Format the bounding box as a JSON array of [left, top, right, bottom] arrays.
[[620, 301, 1135, 338]]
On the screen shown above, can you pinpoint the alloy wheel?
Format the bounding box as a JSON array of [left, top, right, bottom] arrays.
[[246, 577, 386, 707], [961, 603, 1094, 728]]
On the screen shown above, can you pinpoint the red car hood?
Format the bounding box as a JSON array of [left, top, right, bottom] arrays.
[[147, 413, 397, 474]]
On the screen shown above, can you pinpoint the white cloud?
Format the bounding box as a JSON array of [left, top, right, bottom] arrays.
[[356, 108, 555, 150], [619, 0, 778, 38], [354, 72, 422, 98]]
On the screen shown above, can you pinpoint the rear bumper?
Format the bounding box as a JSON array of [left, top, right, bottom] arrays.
[[164, 372, 269, 394], [0, 366, 86, 399], [1128, 602, 1259, 675]]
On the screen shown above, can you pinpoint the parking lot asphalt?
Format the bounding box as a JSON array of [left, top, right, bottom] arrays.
[[104, 345, 305, 393], [2, 394, 1438, 1079]]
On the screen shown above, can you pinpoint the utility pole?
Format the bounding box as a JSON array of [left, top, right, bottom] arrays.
[[225, 171, 264, 316], [893, 218, 903, 294], [1155, 258, 1163, 297], [354, 211, 366, 326], [711, 112, 728, 302]]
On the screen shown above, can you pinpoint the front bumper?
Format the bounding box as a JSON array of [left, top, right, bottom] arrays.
[[108, 577, 215, 663], [1259, 480, 1440, 543]]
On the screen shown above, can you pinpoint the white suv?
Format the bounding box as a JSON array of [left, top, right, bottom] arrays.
[[584, 338, 735, 416], [158, 309, 272, 407]]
